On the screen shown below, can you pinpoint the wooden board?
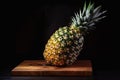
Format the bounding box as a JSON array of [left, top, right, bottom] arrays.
[[11, 60, 92, 76]]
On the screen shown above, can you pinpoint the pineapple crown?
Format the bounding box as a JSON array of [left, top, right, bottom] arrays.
[[71, 1, 107, 34]]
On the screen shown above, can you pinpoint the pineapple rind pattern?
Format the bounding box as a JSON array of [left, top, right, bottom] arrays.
[[43, 26, 84, 66]]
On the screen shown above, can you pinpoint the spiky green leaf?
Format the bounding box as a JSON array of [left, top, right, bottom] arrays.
[[82, 1, 86, 16], [71, 1, 106, 33]]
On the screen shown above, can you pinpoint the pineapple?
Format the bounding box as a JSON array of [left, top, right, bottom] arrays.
[[43, 2, 106, 66]]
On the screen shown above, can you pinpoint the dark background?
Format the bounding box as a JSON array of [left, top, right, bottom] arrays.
[[1, 0, 120, 79]]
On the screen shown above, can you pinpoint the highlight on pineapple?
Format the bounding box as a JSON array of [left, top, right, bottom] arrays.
[[43, 2, 106, 66]]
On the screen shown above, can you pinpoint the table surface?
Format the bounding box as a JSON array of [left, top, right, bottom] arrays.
[[11, 60, 92, 76]]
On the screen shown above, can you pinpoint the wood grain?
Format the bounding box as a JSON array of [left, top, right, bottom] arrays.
[[11, 60, 92, 76]]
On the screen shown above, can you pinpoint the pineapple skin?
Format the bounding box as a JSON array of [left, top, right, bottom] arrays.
[[43, 26, 84, 66]]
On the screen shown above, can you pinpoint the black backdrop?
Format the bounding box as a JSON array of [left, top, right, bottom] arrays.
[[1, 0, 120, 76]]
